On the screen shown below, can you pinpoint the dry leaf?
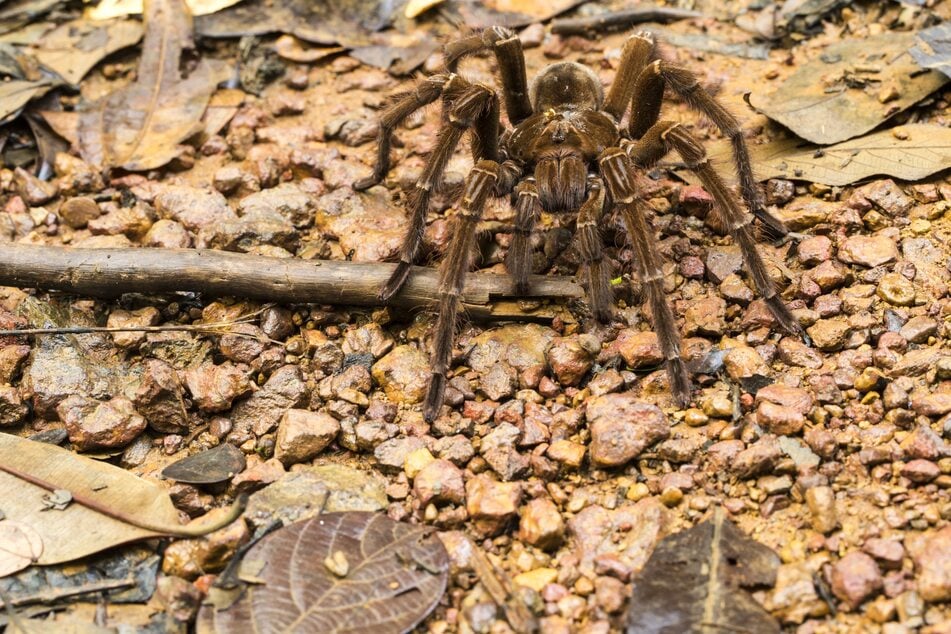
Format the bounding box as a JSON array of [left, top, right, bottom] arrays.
[[0, 0, 62, 35], [911, 22, 951, 79], [7, 618, 115, 634], [626, 508, 780, 633], [458, 0, 586, 28], [201, 88, 246, 139], [749, 32, 948, 144], [273, 35, 344, 64], [0, 433, 243, 565], [87, 0, 242, 20], [0, 521, 43, 577], [404, 0, 444, 19], [197, 512, 449, 634], [700, 124, 951, 186], [37, 109, 79, 147], [32, 18, 143, 84], [195, 0, 396, 48], [78, 0, 218, 171], [0, 79, 53, 124]]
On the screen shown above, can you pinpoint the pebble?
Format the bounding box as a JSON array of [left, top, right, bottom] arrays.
[[230, 457, 286, 494], [403, 447, 435, 479], [183, 361, 252, 413], [806, 485, 837, 534], [567, 498, 669, 577], [877, 273, 916, 306], [518, 497, 565, 550], [373, 436, 426, 472], [586, 395, 670, 467], [723, 345, 770, 380], [547, 439, 586, 469], [763, 562, 828, 624], [514, 567, 558, 592], [144, 219, 192, 248], [413, 459, 465, 506], [161, 510, 250, 579], [274, 409, 339, 466], [230, 365, 308, 438], [899, 316, 938, 344], [807, 318, 851, 351], [155, 185, 238, 233], [906, 525, 951, 601], [863, 538, 905, 570], [613, 330, 662, 368], [133, 359, 188, 434], [829, 552, 883, 609], [797, 236, 833, 266], [838, 235, 899, 268], [465, 474, 522, 536], [371, 345, 429, 404], [732, 436, 782, 478], [683, 296, 726, 337], [0, 385, 28, 427], [56, 395, 147, 450], [704, 247, 743, 283], [59, 196, 101, 229], [547, 337, 593, 386]]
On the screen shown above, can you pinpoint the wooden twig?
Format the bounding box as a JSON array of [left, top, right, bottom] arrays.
[[0, 245, 584, 321], [551, 7, 701, 36]]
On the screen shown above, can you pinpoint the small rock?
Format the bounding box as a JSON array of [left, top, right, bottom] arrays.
[[547, 439, 586, 468], [547, 337, 593, 386], [807, 318, 851, 351], [901, 459, 940, 484], [724, 345, 769, 380], [371, 345, 429, 404], [899, 316, 938, 344], [518, 497, 565, 550], [612, 330, 662, 368], [514, 567, 558, 592], [144, 219, 192, 248], [778, 338, 823, 369], [404, 446, 435, 479], [183, 361, 251, 412], [829, 552, 883, 609], [155, 185, 237, 232], [705, 247, 743, 283], [413, 459, 465, 506], [763, 562, 828, 624], [586, 395, 669, 467], [806, 485, 837, 534], [133, 359, 188, 433], [107, 306, 161, 348], [342, 322, 394, 359], [877, 273, 916, 306], [57, 395, 147, 450], [863, 538, 905, 570], [374, 436, 426, 472], [683, 296, 726, 337], [274, 409, 339, 466], [797, 236, 833, 266], [161, 511, 250, 579], [14, 167, 56, 205], [732, 435, 782, 478], [465, 473, 522, 536], [238, 182, 315, 229], [59, 196, 101, 228], [0, 385, 28, 427], [230, 457, 285, 494], [838, 235, 899, 268], [906, 525, 951, 602]]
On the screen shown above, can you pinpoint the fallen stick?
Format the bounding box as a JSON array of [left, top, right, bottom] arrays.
[[0, 244, 584, 321], [550, 7, 701, 36]]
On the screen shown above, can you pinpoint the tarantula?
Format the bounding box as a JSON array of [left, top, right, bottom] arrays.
[[354, 27, 805, 422]]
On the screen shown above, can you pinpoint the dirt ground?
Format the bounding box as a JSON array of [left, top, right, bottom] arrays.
[[1, 1, 950, 632]]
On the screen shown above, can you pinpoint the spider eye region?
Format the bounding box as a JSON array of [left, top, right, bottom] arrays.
[[530, 61, 604, 111]]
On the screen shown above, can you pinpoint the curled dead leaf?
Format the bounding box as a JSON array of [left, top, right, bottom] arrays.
[[0, 521, 43, 577]]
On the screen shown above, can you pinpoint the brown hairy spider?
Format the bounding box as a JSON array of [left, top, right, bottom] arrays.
[[355, 27, 806, 422]]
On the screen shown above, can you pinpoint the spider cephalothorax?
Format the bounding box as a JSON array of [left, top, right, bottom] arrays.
[[355, 27, 806, 422]]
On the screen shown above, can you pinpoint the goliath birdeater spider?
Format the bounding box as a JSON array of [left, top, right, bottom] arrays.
[[355, 27, 806, 422]]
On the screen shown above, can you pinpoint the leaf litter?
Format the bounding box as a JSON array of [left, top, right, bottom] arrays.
[[78, 0, 221, 171], [749, 32, 948, 144], [196, 512, 449, 634]]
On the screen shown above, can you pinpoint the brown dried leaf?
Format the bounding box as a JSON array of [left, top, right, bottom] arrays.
[[743, 124, 951, 186], [626, 508, 780, 634], [197, 512, 449, 634], [911, 22, 951, 79], [87, 0, 242, 20], [0, 79, 53, 125], [32, 18, 143, 84], [78, 0, 217, 171], [0, 433, 242, 565], [458, 0, 587, 28], [0, 0, 62, 35], [195, 0, 396, 48], [749, 32, 948, 144], [0, 521, 43, 577], [274, 36, 345, 64]]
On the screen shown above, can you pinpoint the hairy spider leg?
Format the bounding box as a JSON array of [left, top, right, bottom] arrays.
[[636, 121, 806, 339], [639, 60, 789, 237], [445, 26, 533, 124], [424, 160, 502, 422], [376, 78, 501, 302], [576, 179, 614, 322], [603, 31, 657, 122], [506, 179, 541, 295], [599, 146, 692, 407]]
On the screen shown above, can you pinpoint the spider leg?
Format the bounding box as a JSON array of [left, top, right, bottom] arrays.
[[599, 147, 691, 407], [354, 74, 449, 192], [445, 27, 533, 124], [506, 178, 540, 295], [424, 160, 501, 422], [638, 60, 788, 237], [634, 120, 806, 339], [378, 79, 499, 302], [577, 178, 614, 322], [604, 32, 656, 122]]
